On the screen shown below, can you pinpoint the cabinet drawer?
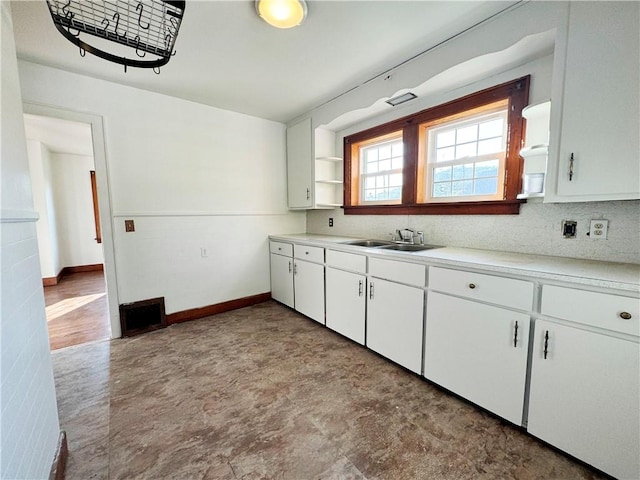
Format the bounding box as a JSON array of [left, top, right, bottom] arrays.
[[429, 267, 533, 311], [541, 285, 639, 336], [293, 244, 324, 263], [369, 257, 425, 287], [326, 250, 366, 274], [270, 241, 292, 257]]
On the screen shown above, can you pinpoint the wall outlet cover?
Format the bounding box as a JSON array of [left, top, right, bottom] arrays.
[[589, 219, 609, 239]]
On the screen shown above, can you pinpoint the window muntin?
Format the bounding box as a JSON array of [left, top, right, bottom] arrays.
[[424, 107, 508, 202], [360, 137, 403, 203]]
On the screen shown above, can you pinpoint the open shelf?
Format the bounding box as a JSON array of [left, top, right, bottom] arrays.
[[316, 180, 343, 185], [517, 192, 545, 199], [316, 156, 343, 162]]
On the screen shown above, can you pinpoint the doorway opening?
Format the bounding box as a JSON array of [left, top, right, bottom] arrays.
[[23, 105, 120, 348]]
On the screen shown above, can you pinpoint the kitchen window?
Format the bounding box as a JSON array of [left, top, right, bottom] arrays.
[[355, 131, 404, 204], [344, 76, 529, 215]]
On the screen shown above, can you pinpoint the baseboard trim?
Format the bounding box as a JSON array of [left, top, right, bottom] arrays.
[[48, 430, 68, 480], [63, 264, 104, 274], [166, 292, 272, 325], [43, 270, 64, 287], [43, 264, 104, 286]]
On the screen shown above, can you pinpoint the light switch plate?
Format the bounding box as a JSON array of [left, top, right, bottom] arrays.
[[124, 219, 135, 232]]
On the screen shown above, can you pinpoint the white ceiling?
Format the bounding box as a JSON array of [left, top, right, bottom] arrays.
[[10, 0, 521, 124]]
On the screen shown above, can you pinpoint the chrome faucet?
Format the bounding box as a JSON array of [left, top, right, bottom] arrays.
[[395, 228, 425, 245], [397, 228, 415, 244]]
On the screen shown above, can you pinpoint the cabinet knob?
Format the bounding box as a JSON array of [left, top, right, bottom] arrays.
[[305, 251, 309, 255], [468, 283, 476, 289], [620, 311, 632, 320]]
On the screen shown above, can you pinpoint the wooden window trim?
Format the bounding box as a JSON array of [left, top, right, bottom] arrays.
[[343, 76, 530, 215]]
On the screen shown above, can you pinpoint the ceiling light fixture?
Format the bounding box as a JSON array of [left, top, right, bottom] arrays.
[[255, 0, 307, 29], [386, 92, 417, 107]]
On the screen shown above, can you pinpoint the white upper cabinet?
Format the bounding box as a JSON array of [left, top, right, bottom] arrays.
[[286, 118, 313, 209], [286, 119, 343, 210], [545, 2, 640, 202]]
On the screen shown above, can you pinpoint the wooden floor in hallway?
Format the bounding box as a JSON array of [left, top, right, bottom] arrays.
[[44, 270, 111, 350]]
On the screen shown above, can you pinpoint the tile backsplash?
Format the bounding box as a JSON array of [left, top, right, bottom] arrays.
[[307, 200, 640, 264]]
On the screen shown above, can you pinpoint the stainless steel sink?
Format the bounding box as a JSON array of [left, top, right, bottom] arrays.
[[341, 239, 395, 247], [378, 244, 442, 252]]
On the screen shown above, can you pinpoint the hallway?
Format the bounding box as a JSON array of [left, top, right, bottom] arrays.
[[45, 270, 110, 350]]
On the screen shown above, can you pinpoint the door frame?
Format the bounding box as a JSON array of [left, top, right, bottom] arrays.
[[23, 102, 122, 338]]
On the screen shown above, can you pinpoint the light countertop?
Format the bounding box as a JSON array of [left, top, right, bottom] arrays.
[[269, 233, 640, 293]]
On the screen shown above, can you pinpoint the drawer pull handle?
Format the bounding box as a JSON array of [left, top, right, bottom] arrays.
[[513, 321, 519, 348], [288, 261, 292, 274], [468, 283, 476, 289], [620, 311, 632, 320], [358, 280, 363, 297], [293, 263, 297, 275], [369, 282, 374, 300], [543, 330, 549, 359]]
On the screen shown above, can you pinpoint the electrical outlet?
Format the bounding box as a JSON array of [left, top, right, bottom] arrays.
[[562, 220, 577, 238], [329, 217, 334, 227], [588, 219, 608, 239], [124, 219, 135, 232]]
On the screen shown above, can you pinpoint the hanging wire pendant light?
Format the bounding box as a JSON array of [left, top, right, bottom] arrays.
[[45, 0, 186, 73]]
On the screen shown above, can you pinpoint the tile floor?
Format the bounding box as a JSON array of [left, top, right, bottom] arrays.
[[51, 301, 606, 480]]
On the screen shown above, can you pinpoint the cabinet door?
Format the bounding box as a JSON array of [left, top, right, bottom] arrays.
[[293, 259, 324, 324], [424, 293, 530, 425], [547, 2, 639, 201], [270, 253, 294, 308], [366, 278, 424, 374], [528, 319, 640, 480], [326, 268, 366, 345], [286, 118, 313, 208]]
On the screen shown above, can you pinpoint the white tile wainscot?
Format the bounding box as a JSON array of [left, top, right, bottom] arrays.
[[268, 233, 640, 480]]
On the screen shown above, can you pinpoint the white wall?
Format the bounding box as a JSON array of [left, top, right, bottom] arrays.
[[26, 139, 62, 278], [1, 3, 61, 479], [306, 1, 567, 129], [50, 153, 103, 268], [17, 61, 305, 316]]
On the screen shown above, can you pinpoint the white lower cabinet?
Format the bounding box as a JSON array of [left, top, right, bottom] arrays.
[[528, 319, 640, 480], [325, 267, 366, 344], [269, 253, 294, 308], [424, 292, 530, 425], [293, 259, 325, 324], [366, 278, 424, 374], [270, 237, 640, 478]]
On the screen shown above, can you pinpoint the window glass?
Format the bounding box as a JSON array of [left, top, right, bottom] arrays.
[[359, 135, 403, 204], [424, 109, 507, 202]]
